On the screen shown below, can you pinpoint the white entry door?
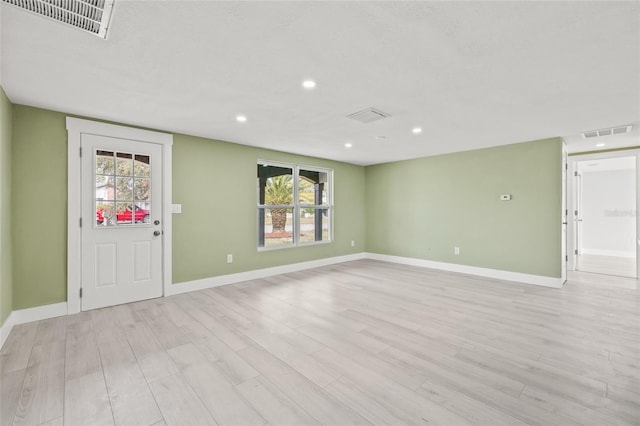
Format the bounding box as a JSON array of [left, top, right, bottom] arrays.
[[81, 134, 163, 310]]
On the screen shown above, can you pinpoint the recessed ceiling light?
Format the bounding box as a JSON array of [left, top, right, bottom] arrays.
[[302, 80, 316, 89], [375, 135, 387, 140], [596, 143, 606, 147], [236, 115, 247, 123], [412, 127, 422, 134], [345, 143, 353, 148]]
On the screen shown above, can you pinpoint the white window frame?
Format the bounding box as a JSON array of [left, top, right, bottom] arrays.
[[257, 160, 333, 250]]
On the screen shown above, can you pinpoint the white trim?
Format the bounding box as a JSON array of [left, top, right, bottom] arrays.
[[12, 302, 68, 323], [166, 253, 366, 296], [0, 312, 16, 349], [568, 149, 639, 278], [364, 253, 565, 288], [66, 117, 173, 314], [0, 302, 68, 350], [162, 143, 173, 299]]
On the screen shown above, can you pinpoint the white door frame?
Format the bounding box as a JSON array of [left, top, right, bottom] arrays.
[[567, 148, 640, 278], [67, 118, 173, 314]]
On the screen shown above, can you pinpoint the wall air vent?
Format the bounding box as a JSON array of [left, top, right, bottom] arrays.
[[347, 107, 391, 124], [2, 0, 115, 39], [582, 125, 632, 139]]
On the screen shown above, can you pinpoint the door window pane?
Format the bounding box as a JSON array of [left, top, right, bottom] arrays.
[[96, 151, 115, 174], [96, 149, 152, 228], [116, 177, 133, 201], [134, 178, 150, 201], [116, 152, 133, 176], [116, 202, 133, 224], [134, 155, 150, 177], [96, 176, 115, 201], [96, 201, 115, 226]]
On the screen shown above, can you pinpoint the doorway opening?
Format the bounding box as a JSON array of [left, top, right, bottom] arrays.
[[569, 151, 638, 278]]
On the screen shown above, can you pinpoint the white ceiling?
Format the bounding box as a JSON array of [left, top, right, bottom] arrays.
[[1, 1, 639, 166]]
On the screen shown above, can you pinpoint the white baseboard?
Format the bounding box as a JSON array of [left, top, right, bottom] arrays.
[[364, 253, 564, 288], [0, 311, 16, 349], [167, 253, 367, 296], [0, 302, 68, 350]]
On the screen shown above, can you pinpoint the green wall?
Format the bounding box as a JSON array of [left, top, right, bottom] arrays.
[[12, 106, 69, 309], [10, 105, 366, 309], [0, 88, 13, 325], [8, 103, 563, 312], [172, 134, 365, 284], [365, 138, 563, 278]]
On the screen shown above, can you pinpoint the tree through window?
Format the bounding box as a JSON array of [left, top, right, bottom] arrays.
[[257, 161, 332, 249]]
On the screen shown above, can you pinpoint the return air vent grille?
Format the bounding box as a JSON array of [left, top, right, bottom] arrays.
[[2, 0, 114, 39], [347, 107, 391, 124], [582, 125, 632, 139]]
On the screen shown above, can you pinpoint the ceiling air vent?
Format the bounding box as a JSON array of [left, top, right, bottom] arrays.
[[582, 125, 632, 139], [2, 0, 115, 39], [347, 107, 391, 124]]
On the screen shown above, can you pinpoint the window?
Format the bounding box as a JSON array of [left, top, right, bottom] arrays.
[[257, 161, 332, 249], [95, 150, 151, 226]]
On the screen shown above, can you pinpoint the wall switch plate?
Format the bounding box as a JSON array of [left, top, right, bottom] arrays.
[[500, 194, 511, 201], [172, 204, 182, 213]]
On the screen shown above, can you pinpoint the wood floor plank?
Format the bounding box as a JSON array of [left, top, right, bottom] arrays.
[[314, 345, 472, 425], [237, 344, 370, 425], [182, 325, 259, 386], [181, 361, 267, 426], [64, 372, 114, 426], [323, 375, 414, 425], [102, 362, 163, 426], [1, 322, 38, 373], [1, 368, 26, 426], [12, 341, 65, 426], [147, 373, 216, 426], [519, 384, 638, 426], [235, 375, 319, 426], [95, 327, 163, 426]]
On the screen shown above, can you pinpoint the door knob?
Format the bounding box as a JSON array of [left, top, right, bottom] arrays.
[[154, 230, 161, 236]]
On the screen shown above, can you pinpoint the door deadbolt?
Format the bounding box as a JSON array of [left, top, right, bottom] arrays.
[[154, 220, 160, 225], [154, 230, 161, 236]]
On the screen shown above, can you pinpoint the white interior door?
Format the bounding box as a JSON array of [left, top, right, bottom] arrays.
[[81, 134, 163, 310]]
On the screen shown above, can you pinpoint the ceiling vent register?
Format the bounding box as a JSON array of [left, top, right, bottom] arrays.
[[347, 107, 391, 124], [2, 0, 114, 39], [582, 125, 632, 139]]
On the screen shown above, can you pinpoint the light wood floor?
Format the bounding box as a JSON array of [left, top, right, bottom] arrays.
[[1, 260, 639, 426], [577, 254, 637, 279]]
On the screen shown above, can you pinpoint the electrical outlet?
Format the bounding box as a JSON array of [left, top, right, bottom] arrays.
[[226, 254, 233, 263], [351, 240, 355, 247], [454, 247, 460, 255]]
